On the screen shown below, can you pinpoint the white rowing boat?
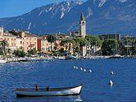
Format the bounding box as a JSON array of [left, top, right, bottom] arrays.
[[15, 84, 83, 97]]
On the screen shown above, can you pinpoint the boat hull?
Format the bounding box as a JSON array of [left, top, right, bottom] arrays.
[[15, 85, 82, 97]]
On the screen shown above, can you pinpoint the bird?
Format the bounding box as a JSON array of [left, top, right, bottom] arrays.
[[109, 80, 113, 86]]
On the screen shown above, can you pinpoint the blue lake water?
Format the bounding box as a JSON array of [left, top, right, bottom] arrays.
[[0, 59, 136, 102]]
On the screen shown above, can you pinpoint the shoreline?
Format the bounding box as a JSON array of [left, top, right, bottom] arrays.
[[0, 55, 135, 63]]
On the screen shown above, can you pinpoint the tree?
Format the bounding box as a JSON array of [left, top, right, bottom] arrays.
[[131, 39, 136, 55], [47, 35, 56, 51], [61, 39, 74, 46], [0, 40, 8, 56], [28, 48, 37, 55], [74, 38, 87, 47], [101, 39, 119, 55], [14, 50, 26, 57], [61, 39, 75, 55], [121, 37, 136, 55], [85, 35, 102, 47], [73, 38, 87, 56], [72, 40, 80, 55], [61, 38, 88, 56]]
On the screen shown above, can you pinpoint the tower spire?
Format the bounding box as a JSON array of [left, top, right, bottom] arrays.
[[80, 12, 85, 21], [79, 12, 86, 38]]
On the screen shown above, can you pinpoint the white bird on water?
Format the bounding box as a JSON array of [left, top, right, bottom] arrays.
[[109, 80, 113, 86]]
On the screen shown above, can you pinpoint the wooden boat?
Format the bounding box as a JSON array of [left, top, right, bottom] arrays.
[[15, 84, 83, 97]]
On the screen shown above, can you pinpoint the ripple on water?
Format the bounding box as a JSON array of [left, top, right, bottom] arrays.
[[0, 59, 135, 102]]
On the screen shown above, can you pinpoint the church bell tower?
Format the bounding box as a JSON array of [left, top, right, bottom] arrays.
[[80, 13, 86, 38]]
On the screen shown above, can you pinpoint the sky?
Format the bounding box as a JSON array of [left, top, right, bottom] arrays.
[[0, 0, 86, 18]]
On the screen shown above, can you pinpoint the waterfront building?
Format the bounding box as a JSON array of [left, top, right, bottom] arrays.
[[99, 34, 121, 41], [16, 37, 22, 49], [41, 36, 48, 53], [9, 30, 38, 53], [70, 31, 80, 37], [86, 45, 101, 56], [37, 37, 42, 52], [49, 42, 56, 52], [0, 27, 3, 36], [36, 35, 50, 53], [55, 34, 70, 52], [18, 31, 38, 53], [3, 32, 17, 51], [121, 35, 135, 55], [0, 28, 17, 52], [56, 33, 71, 40], [55, 40, 62, 51], [81, 46, 86, 57]]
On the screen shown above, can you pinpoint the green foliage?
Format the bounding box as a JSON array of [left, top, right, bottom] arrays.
[[85, 35, 102, 47], [0, 50, 4, 55], [51, 51, 62, 56], [131, 39, 136, 55], [28, 48, 37, 55], [101, 39, 119, 55], [14, 50, 26, 57], [61, 39, 74, 46], [0, 40, 8, 55], [74, 38, 87, 46], [121, 37, 136, 55], [61, 38, 87, 55], [47, 35, 56, 43]]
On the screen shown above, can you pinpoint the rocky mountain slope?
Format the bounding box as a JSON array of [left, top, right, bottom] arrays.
[[0, 0, 136, 35]]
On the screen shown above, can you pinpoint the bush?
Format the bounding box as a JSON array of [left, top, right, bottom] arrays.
[[14, 50, 26, 57], [28, 48, 37, 55]]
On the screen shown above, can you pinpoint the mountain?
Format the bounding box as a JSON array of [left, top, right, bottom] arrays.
[[0, 0, 136, 35]]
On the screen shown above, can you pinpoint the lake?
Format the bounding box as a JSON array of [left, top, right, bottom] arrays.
[[0, 59, 136, 102]]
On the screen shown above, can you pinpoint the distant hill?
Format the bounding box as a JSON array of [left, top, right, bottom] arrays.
[[0, 0, 136, 35]]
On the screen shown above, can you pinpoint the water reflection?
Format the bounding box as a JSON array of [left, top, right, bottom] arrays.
[[14, 96, 83, 102]]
